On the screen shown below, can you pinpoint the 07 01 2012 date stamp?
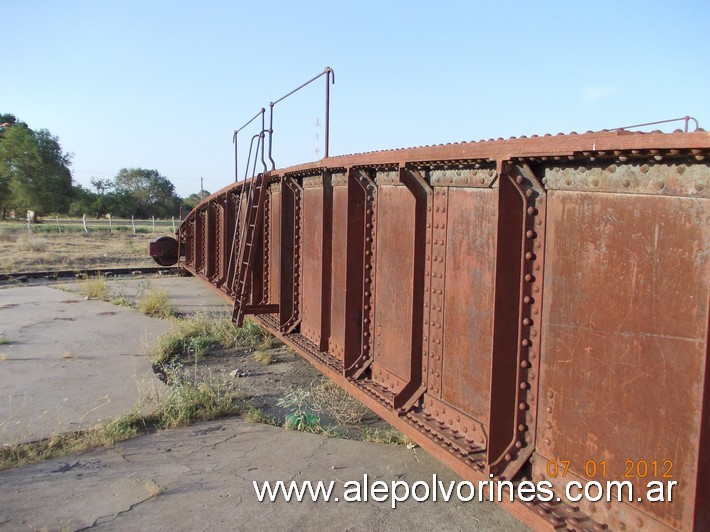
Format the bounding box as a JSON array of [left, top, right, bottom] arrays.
[[546, 459, 673, 479], [545, 459, 677, 504]]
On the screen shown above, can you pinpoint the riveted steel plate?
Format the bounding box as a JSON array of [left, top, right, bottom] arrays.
[[373, 185, 416, 393], [543, 161, 710, 197], [439, 187, 497, 423], [537, 190, 709, 529], [301, 185, 324, 345], [328, 180, 348, 361]]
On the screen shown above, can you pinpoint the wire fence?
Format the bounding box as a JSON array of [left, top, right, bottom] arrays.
[[10, 215, 182, 235]]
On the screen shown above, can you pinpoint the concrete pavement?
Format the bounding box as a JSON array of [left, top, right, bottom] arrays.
[[0, 276, 526, 530], [0, 418, 525, 531]]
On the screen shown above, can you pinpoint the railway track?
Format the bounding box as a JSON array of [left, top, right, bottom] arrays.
[[0, 266, 182, 284]]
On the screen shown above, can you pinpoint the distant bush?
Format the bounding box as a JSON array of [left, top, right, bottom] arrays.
[[16, 237, 48, 252]]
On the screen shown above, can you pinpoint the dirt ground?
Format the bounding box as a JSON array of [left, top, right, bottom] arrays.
[[52, 277, 393, 439], [181, 341, 391, 435], [0, 224, 167, 273]]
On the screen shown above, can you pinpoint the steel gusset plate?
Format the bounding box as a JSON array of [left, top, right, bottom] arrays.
[[487, 162, 546, 482], [279, 175, 303, 333], [343, 168, 376, 380]]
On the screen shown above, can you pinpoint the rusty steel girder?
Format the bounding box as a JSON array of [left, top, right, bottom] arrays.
[[152, 129, 710, 531]]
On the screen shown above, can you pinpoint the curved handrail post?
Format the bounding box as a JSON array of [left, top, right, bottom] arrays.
[[268, 102, 276, 170], [234, 108, 265, 183], [244, 133, 260, 181], [324, 67, 335, 158], [268, 66, 335, 169]]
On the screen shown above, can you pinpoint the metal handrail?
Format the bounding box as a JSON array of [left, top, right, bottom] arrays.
[[267, 67, 335, 169], [233, 108, 265, 182], [613, 115, 700, 133]]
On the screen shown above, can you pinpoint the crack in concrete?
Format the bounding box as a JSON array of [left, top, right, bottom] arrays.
[[287, 438, 327, 483], [76, 493, 156, 531]]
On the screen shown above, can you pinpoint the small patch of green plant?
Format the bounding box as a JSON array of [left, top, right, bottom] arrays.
[[138, 288, 175, 318], [83, 276, 108, 300], [135, 278, 152, 297], [149, 314, 268, 364], [233, 319, 269, 347], [0, 337, 12, 346], [107, 280, 135, 308], [111, 296, 135, 308], [150, 364, 245, 429], [277, 388, 322, 433], [242, 404, 278, 425]]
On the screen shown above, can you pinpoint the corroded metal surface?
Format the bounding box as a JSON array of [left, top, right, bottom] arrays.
[[156, 129, 710, 531]]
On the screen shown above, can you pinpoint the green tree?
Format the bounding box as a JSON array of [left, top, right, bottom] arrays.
[[182, 190, 210, 211], [0, 117, 73, 217], [114, 168, 180, 218], [68, 183, 96, 217]]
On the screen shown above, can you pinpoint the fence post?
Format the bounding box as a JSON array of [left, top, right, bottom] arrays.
[[56, 214, 61, 233], [152, 216, 155, 232], [131, 215, 136, 234], [27, 211, 32, 234], [172, 216, 175, 232], [108, 213, 112, 233], [82, 214, 89, 233]]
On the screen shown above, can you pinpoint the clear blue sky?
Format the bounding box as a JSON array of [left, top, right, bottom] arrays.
[[3, 1, 708, 197]]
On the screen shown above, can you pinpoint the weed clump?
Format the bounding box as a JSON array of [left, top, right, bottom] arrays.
[[16, 237, 48, 252], [277, 388, 321, 433], [151, 365, 245, 428], [359, 427, 412, 445], [138, 288, 174, 318], [149, 314, 267, 365], [309, 379, 369, 425], [253, 351, 274, 366], [0, 366, 250, 470], [83, 276, 108, 300]]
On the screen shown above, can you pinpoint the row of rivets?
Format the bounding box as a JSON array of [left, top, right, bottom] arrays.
[[359, 172, 376, 370], [427, 188, 448, 397]]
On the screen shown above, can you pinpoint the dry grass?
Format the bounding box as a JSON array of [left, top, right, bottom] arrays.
[[149, 313, 267, 365], [138, 288, 174, 318], [0, 225, 157, 273], [253, 351, 274, 365], [16, 237, 49, 252], [359, 427, 412, 445], [83, 277, 108, 300], [0, 365, 250, 471], [62, 351, 79, 360], [310, 378, 369, 425]]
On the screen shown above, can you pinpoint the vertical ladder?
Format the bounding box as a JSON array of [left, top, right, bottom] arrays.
[[231, 172, 278, 325]]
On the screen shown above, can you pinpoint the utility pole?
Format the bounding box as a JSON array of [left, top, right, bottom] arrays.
[[200, 177, 204, 201]]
